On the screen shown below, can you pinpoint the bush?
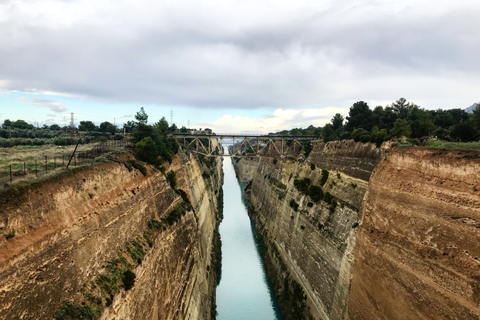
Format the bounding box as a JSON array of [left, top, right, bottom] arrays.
[[273, 158, 277, 164], [289, 199, 299, 211], [122, 270, 136, 291], [306, 185, 323, 202], [166, 170, 177, 189], [350, 182, 357, 189], [136, 137, 158, 165], [5, 229, 15, 240], [319, 169, 329, 186], [323, 192, 333, 204], [294, 178, 311, 193], [310, 163, 315, 170], [54, 302, 95, 320]]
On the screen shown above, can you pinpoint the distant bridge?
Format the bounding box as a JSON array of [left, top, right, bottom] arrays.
[[172, 133, 319, 157]]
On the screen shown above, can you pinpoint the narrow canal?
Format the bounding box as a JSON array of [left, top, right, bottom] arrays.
[[216, 148, 282, 320]]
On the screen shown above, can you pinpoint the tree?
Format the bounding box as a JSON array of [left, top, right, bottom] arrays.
[[472, 103, 480, 131], [391, 119, 412, 138], [391, 97, 415, 119], [99, 121, 117, 134], [135, 107, 148, 125], [78, 121, 97, 132], [2, 119, 12, 128], [451, 122, 478, 142], [331, 113, 344, 131], [136, 137, 158, 164], [155, 117, 169, 135], [123, 121, 136, 133], [345, 101, 373, 131], [49, 124, 61, 131]]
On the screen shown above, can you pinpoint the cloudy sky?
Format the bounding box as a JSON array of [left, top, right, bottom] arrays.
[[1, 0, 479, 133]]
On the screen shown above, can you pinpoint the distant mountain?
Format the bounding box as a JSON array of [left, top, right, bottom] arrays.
[[465, 102, 479, 113]]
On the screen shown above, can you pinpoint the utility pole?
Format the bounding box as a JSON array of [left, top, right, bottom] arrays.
[[170, 109, 174, 125]]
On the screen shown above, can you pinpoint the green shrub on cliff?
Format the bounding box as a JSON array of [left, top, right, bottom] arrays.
[[319, 169, 329, 186], [293, 178, 311, 193], [289, 199, 299, 211], [166, 170, 177, 189], [122, 270, 136, 291], [4, 229, 15, 240], [306, 185, 323, 202], [54, 302, 95, 320]]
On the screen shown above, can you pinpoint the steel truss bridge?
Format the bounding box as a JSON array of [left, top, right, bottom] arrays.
[[172, 133, 319, 157]]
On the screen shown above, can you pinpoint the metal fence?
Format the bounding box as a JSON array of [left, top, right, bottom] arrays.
[[0, 139, 131, 187]]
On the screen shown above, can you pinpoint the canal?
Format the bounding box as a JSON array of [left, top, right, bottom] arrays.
[[216, 149, 282, 320]]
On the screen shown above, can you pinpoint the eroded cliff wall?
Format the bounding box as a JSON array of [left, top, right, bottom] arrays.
[[242, 140, 381, 320], [238, 141, 480, 320], [348, 147, 480, 319], [0, 150, 223, 320]]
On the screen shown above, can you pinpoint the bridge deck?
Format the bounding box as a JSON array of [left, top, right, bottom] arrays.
[[172, 133, 318, 140]]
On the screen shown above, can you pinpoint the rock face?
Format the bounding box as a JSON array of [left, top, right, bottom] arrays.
[[0, 150, 223, 320], [236, 141, 480, 320], [243, 140, 381, 320], [348, 147, 480, 319]]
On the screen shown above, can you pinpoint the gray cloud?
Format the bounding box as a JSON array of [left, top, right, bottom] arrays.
[[0, 0, 479, 110], [33, 98, 67, 113]]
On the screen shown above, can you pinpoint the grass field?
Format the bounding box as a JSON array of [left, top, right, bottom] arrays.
[[0, 141, 130, 191], [428, 140, 480, 151]]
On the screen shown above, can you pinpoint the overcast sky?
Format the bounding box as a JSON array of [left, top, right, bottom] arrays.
[[1, 0, 479, 133]]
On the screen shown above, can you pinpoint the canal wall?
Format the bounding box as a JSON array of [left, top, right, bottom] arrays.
[[234, 141, 480, 319], [0, 148, 223, 320]]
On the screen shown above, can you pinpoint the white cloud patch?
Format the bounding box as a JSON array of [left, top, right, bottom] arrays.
[[205, 107, 349, 134], [33, 98, 67, 113], [0, 0, 479, 110]]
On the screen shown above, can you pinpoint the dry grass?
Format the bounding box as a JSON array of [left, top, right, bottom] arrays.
[[0, 141, 131, 191]]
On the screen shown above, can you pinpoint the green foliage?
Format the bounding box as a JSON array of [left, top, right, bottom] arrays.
[[99, 122, 117, 135], [135, 107, 148, 125], [294, 178, 311, 193], [323, 192, 333, 204], [159, 165, 166, 174], [351, 128, 371, 143], [127, 160, 147, 176], [392, 118, 412, 138], [122, 270, 136, 291], [289, 199, 299, 211], [310, 163, 315, 170], [319, 169, 329, 186], [302, 140, 313, 158], [202, 172, 210, 179], [79, 121, 97, 132], [307, 202, 313, 207], [166, 170, 177, 189], [162, 202, 191, 225], [136, 137, 158, 165], [273, 158, 277, 164], [53, 302, 95, 320], [5, 229, 15, 240], [270, 177, 287, 190], [306, 185, 323, 202], [126, 240, 145, 262], [351, 182, 357, 189]]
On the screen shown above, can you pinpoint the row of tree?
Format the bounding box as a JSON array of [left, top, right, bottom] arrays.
[[275, 98, 480, 144]]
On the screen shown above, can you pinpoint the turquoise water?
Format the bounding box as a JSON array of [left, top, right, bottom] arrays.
[[216, 154, 282, 320]]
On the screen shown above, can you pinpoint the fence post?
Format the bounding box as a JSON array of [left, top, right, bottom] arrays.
[[10, 164, 12, 182]]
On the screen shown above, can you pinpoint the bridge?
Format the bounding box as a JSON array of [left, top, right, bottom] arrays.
[[172, 133, 319, 157]]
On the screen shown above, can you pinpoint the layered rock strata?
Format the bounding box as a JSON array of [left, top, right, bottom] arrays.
[[0, 150, 223, 320]]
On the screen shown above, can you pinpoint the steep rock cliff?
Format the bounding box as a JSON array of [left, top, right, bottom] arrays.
[[241, 140, 381, 320], [238, 141, 480, 320], [0, 150, 223, 320], [348, 147, 480, 319]]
